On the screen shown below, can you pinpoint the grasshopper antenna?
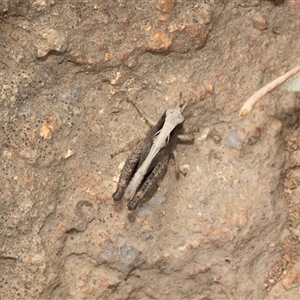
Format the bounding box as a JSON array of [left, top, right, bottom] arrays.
[[177, 92, 192, 112]]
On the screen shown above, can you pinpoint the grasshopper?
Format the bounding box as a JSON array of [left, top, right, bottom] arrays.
[[112, 98, 191, 210]]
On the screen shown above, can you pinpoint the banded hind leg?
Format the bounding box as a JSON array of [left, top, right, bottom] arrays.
[[112, 142, 143, 202], [127, 155, 169, 210]]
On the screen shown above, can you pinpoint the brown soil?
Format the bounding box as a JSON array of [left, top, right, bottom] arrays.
[[1, 0, 300, 299]]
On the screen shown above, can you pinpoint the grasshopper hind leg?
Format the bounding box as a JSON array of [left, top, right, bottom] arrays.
[[113, 143, 143, 202], [127, 155, 169, 210]]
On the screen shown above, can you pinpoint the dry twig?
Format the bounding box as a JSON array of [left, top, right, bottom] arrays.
[[239, 65, 300, 117]]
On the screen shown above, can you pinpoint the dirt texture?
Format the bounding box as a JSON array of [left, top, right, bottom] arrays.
[[1, 0, 300, 299]]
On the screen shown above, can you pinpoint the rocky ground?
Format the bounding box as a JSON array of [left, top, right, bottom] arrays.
[[1, 0, 300, 299]]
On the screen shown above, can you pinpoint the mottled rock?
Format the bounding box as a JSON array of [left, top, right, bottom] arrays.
[[99, 235, 146, 275], [284, 169, 300, 189], [35, 28, 67, 57], [282, 261, 300, 290]]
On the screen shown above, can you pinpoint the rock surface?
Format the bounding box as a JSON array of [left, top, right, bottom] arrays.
[[1, 0, 300, 299]]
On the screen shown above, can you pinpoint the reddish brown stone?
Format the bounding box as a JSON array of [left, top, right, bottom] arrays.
[[146, 30, 172, 52], [171, 24, 207, 53]]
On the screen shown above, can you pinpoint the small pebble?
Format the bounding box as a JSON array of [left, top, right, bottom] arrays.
[[180, 164, 190, 176], [290, 150, 300, 167], [126, 57, 136, 68], [201, 9, 212, 25], [65, 86, 79, 99], [251, 15, 267, 31], [156, 0, 175, 13], [224, 129, 242, 149], [272, 26, 282, 35], [110, 72, 122, 85], [75, 221, 87, 232], [39, 121, 55, 140], [269, 119, 283, 137], [74, 200, 95, 222], [198, 127, 211, 141], [64, 149, 74, 159], [150, 195, 164, 205]]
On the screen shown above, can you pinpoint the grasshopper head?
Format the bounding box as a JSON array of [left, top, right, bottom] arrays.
[[165, 107, 184, 128]]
